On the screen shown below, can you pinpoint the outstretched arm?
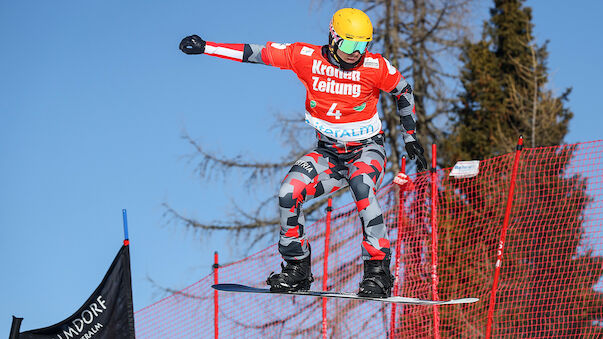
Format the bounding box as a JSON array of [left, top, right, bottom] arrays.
[[389, 78, 427, 172], [179, 35, 268, 64]]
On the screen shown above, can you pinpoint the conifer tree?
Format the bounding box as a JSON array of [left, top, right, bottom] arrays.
[[435, 1, 602, 336], [441, 0, 572, 164]]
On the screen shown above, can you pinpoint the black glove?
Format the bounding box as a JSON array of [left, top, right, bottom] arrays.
[[179, 35, 206, 55], [405, 140, 427, 172]]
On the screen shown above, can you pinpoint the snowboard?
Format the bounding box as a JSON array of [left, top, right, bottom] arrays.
[[212, 283, 479, 305]]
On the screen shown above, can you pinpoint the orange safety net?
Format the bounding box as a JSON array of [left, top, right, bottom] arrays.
[[134, 140, 603, 338]]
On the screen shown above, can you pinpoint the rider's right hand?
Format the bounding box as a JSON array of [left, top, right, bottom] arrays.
[[179, 35, 206, 55], [405, 140, 427, 172]]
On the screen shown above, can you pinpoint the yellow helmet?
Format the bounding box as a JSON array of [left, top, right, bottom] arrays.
[[331, 8, 373, 42], [328, 8, 373, 69]]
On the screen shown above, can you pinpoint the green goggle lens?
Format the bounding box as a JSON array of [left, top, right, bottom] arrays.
[[337, 39, 369, 54]]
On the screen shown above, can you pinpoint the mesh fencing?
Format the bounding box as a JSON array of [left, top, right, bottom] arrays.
[[134, 140, 603, 338]]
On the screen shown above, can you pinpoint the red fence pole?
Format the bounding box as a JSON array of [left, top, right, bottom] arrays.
[[486, 136, 524, 338], [213, 251, 219, 339], [430, 144, 440, 339], [390, 156, 407, 338], [322, 197, 333, 339]]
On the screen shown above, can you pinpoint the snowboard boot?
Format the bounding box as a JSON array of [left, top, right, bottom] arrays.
[[266, 254, 314, 292], [358, 258, 394, 298]]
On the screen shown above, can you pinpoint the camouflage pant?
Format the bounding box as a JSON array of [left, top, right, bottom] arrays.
[[278, 132, 390, 261]]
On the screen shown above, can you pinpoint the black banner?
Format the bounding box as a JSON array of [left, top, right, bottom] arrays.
[[10, 245, 135, 339]]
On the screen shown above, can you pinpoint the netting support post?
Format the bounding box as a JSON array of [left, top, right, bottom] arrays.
[[322, 197, 333, 339], [390, 156, 407, 339], [430, 144, 441, 339], [485, 136, 524, 339], [213, 251, 219, 339]]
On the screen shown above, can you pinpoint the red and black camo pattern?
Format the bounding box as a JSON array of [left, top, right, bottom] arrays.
[[278, 132, 390, 262]]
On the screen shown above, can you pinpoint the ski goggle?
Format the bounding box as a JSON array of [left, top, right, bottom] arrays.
[[337, 39, 369, 54]]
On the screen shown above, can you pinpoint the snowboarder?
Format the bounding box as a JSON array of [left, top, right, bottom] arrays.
[[180, 8, 427, 298]]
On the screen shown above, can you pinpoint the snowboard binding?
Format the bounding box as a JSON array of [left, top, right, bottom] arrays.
[[266, 254, 314, 292], [358, 259, 394, 298]]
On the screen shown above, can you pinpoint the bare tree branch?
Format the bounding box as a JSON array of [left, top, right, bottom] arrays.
[[168, 0, 477, 252]]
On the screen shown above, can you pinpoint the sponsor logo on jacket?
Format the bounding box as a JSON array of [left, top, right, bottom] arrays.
[[311, 60, 362, 97], [311, 60, 360, 81]]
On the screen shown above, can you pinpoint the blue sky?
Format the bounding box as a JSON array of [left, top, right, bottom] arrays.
[[0, 0, 601, 335]]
